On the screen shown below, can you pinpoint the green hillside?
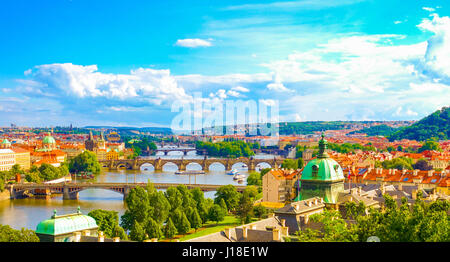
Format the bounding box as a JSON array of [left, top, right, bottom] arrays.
[[388, 107, 450, 141], [349, 124, 399, 137]]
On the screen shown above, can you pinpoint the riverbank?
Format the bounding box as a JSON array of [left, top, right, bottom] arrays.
[[0, 190, 10, 201]]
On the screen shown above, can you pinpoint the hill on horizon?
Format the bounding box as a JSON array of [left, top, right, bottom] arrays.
[[388, 106, 450, 142]]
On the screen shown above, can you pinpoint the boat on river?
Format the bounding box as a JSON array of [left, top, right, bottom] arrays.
[[175, 170, 206, 175], [233, 174, 246, 180], [226, 169, 239, 175]]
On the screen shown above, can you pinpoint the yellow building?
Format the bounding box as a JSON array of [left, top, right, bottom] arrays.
[[106, 148, 119, 160], [11, 147, 31, 170], [262, 169, 300, 203], [0, 149, 16, 171]]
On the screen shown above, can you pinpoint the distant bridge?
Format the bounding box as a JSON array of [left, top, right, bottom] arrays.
[[154, 147, 198, 156], [7, 182, 247, 200], [99, 157, 284, 171]]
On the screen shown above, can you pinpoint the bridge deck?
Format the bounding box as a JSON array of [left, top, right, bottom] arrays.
[[9, 182, 247, 191]]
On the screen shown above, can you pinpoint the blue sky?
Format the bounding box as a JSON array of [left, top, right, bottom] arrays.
[[1, 0, 449, 128]]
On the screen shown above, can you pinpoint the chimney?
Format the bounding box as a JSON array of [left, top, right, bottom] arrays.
[[281, 227, 289, 236], [81, 230, 90, 236], [389, 169, 392, 175], [97, 231, 104, 242], [320, 198, 324, 203], [272, 228, 281, 241], [281, 219, 286, 227], [295, 204, 300, 212], [428, 170, 434, 177], [402, 169, 407, 175], [314, 198, 318, 205], [224, 228, 231, 239], [358, 186, 362, 195], [249, 224, 256, 230], [73, 232, 81, 242], [113, 237, 120, 242], [413, 170, 419, 176], [242, 226, 248, 239], [398, 184, 403, 191], [306, 201, 312, 207]]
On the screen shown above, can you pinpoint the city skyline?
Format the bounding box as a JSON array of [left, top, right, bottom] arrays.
[[1, 0, 450, 127]]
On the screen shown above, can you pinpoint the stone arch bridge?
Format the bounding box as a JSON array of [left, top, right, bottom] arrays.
[[100, 157, 284, 171]]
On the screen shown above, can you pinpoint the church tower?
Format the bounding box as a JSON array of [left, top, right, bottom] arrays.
[[295, 133, 345, 203], [85, 131, 96, 151]]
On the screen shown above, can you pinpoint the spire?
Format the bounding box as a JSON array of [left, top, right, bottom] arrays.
[[318, 132, 329, 158], [89, 131, 94, 140], [100, 131, 105, 141]]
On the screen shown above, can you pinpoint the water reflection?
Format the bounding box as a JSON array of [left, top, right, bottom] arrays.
[[0, 153, 274, 230]]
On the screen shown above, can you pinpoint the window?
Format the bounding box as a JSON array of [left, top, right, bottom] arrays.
[[312, 165, 319, 177]]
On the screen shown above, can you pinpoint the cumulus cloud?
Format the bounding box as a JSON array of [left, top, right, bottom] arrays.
[[21, 63, 191, 106], [422, 7, 435, 12], [231, 86, 250, 93], [417, 14, 450, 81], [175, 38, 213, 48]]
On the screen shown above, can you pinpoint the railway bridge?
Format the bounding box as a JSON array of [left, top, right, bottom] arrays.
[[7, 182, 247, 200]]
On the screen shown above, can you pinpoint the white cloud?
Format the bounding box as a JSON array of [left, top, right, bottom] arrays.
[[226, 90, 241, 97], [422, 7, 435, 12], [417, 14, 450, 79], [266, 82, 292, 92], [231, 86, 250, 93], [175, 38, 213, 48], [21, 63, 191, 105]]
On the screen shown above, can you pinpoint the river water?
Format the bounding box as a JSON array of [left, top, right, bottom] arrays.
[[0, 151, 274, 230]]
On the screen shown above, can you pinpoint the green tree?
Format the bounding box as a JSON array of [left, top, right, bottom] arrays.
[[0, 225, 40, 242], [145, 217, 163, 239], [208, 204, 226, 224], [418, 140, 442, 153], [148, 191, 171, 224], [297, 158, 304, 169], [25, 171, 42, 183], [214, 185, 240, 212], [237, 191, 254, 224], [177, 212, 191, 235], [253, 204, 268, 219], [38, 163, 62, 181], [164, 218, 177, 239], [219, 198, 228, 214], [247, 171, 262, 187], [69, 150, 101, 174], [281, 159, 298, 169], [129, 221, 146, 242], [190, 209, 203, 231], [88, 209, 122, 238]]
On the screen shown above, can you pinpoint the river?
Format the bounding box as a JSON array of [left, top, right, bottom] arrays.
[[0, 151, 274, 230]]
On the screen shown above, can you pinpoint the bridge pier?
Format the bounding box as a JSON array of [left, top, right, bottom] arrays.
[[123, 186, 131, 201], [63, 187, 79, 200]]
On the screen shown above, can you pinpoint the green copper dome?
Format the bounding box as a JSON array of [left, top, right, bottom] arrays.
[[1, 139, 11, 145], [301, 133, 345, 182], [43, 132, 56, 144], [36, 209, 98, 236]]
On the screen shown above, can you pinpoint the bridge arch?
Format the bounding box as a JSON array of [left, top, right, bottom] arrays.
[[139, 162, 155, 171], [208, 162, 226, 171], [77, 187, 126, 199], [185, 162, 202, 170], [255, 162, 272, 171], [231, 162, 249, 171], [162, 162, 179, 171], [116, 162, 133, 169]]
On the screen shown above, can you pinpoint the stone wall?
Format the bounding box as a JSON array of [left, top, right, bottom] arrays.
[[0, 189, 11, 201]]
